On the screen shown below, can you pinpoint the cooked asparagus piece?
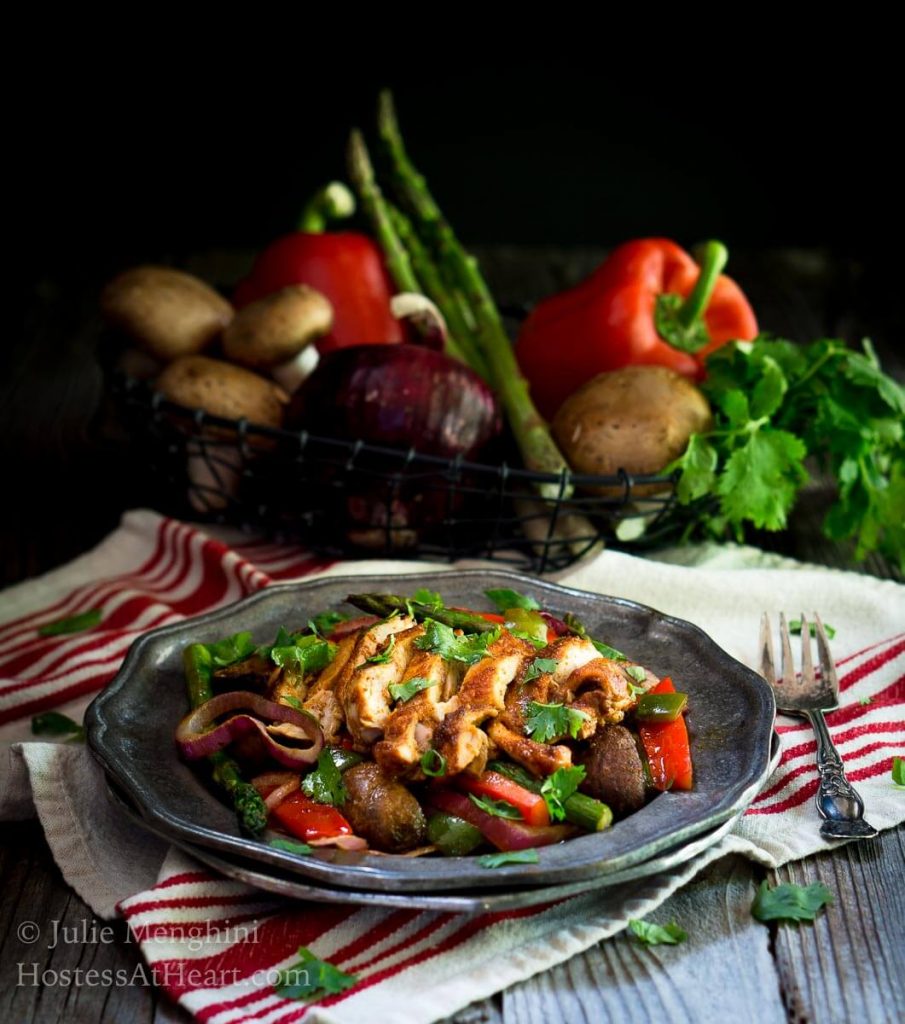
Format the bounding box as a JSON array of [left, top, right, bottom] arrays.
[[346, 593, 498, 633], [183, 644, 268, 836]]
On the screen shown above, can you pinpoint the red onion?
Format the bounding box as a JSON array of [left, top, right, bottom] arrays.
[[307, 834, 369, 851], [287, 345, 501, 459], [176, 691, 323, 768], [540, 611, 571, 638], [429, 789, 573, 852]]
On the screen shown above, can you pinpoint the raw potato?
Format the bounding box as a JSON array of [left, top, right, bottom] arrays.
[[222, 284, 333, 370], [101, 266, 233, 361], [552, 366, 712, 494]]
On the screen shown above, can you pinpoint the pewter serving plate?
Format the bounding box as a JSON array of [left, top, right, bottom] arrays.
[[86, 570, 776, 892]]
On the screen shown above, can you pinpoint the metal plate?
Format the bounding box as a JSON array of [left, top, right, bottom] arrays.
[[86, 569, 776, 892], [105, 728, 780, 913]]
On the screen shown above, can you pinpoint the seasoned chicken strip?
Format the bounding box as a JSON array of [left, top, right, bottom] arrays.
[[554, 657, 637, 728], [301, 633, 357, 742], [433, 631, 534, 777], [336, 617, 421, 748], [373, 649, 463, 778]]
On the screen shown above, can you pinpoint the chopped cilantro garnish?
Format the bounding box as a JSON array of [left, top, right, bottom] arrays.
[[301, 748, 347, 807], [260, 628, 337, 673], [524, 657, 559, 682], [420, 749, 447, 777], [389, 676, 436, 702], [524, 701, 588, 743], [624, 665, 647, 683], [309, 610, 348, 636], [31, 711, 85, 742], [414, 618, 500, 666], [269, 837, 313, 856], [540, 765, 586, 821], [468, 794, 522, 819], [484, 588, 540, 613], [359, 634, 395, 669]]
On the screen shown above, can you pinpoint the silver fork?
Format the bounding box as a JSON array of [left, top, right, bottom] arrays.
[[759, 612, 878, 841]]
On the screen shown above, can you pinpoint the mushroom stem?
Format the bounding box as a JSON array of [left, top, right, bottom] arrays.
[[271, 345, 320, 395]]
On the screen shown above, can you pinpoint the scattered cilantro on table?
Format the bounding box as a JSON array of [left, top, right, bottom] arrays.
[[751, 880, 834, 922], [31, 711, 85, 742], [38, 608, 102, 637], [789, 619, 837, 639], [628, 919, 687, 946], [892, 756, 905, 788], [274, 946, 357, 1000], [672, 337, 905, 571]]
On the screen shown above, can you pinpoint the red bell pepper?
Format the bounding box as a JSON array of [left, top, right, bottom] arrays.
[[270, 790, 353, 841], [234, 183, 404, 352], [637, 677, 693, 791], [454, 770, 551, 827], [516, 238, 758, 418], [430, 788, 570, 851]]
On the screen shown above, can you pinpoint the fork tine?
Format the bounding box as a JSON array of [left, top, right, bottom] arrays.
[[814, 612, 839, 696], [778, 612, 797, 685], [799, 612, 815, 686], [759, 613, 776, 683]]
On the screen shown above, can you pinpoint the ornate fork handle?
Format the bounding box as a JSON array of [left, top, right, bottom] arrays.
[[805, 709, 878, 839]]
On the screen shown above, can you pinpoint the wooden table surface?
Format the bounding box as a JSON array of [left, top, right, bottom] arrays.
[[1, 248, 903, 1023]]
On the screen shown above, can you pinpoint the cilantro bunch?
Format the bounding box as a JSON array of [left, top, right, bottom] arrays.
[[674, 337, 905, 570]]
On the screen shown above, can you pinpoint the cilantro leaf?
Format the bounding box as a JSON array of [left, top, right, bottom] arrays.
[[674, 434, 718, 504], [301, 748, 347, 807], [788, 619, 836, 640], [751, 880, 834, 922], [484, 588, 540, 613], [478, 849, 540, 868], [540, 765, 586, 821], [274, 946, 357, 1000], [308, 611, 347, 636], [524, 657, 559, 682], [892, 756, 905, 787], [468, 794, 522, 819], [359, 634, 395, 669], [269, 838, 313, 856], [717, 428, 808, 532], [37, 608, 102, 637], [624, 665, 647, 683], [412, 588, 444, 610], [562, 613, 626, 660], [629, 919, 687, 946], [261, 629, 337, 673], [206, 630, 255, 668], [31, 711, 85, 742], [414, 618, 501, 666], [389, 675, 436, 702], [524, 701, 588, 743], [859, 696, 873, 706]]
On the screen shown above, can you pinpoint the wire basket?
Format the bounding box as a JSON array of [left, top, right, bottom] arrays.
[[112, 373, 680, 573]]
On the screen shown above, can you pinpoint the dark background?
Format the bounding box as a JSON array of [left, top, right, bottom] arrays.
[[4, 65, 902, 580]]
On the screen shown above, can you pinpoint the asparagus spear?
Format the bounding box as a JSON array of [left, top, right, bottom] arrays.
[[488, 760, 613, 832], [183, 644, 268, 836], [376, 91, 573, 500], [346, 593, 498, 633], [386, 201, 490, 379], [346, 129, 469, 366]]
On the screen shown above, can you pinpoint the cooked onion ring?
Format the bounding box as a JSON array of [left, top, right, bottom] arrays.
[[176, 691, 323, 768]]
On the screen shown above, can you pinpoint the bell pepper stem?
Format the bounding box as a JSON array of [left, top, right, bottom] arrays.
[[676, 240, 728, 329], [297, 181, 356, 233]]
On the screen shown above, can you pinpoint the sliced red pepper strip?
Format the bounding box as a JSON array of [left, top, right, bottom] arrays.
[[637, 677, 693, 791], [270, 791, 352, 841], [454, 770, 551, 827]]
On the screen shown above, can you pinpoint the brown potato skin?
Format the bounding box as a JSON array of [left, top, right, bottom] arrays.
[[342, 762, 427, 852], [552, 366, 712, 494], [579, 724, 647, 818], [102, 266, 233, 361]]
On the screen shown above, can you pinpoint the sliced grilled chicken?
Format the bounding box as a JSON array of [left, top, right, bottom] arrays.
[[373, 649, 463, 778], [301, 633, 357, 742], [335, 616, 420, 748], [432, 631, 535, 777], [487, 720, 572, 775], [269, 665, 308, 707], [554, 657, 638, 729]]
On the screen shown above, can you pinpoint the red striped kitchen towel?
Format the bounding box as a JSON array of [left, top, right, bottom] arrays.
[[2, 509, 903, 1024]]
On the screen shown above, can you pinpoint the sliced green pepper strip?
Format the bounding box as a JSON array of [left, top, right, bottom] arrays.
[[427, 812, 484, 856], [635, 691, 688, 723], [504, 608, 548, 646]]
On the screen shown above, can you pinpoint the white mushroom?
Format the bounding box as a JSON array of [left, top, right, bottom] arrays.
[[222, 284, 333, 393]]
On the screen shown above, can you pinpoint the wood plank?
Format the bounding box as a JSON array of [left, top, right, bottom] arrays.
[[769, 824, 905, 1024], [501, 854, 785, 1024], [0, 821, 157, 1024]]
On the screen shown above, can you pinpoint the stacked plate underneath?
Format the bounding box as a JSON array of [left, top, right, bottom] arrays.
[[86, 570, 778, 913]]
